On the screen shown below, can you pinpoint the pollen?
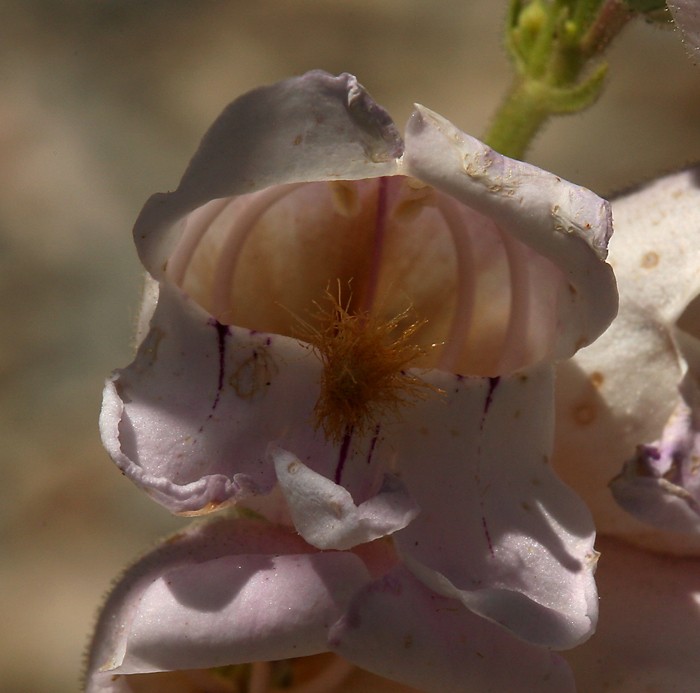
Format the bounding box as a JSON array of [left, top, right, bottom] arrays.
[[295, 285, 442, 443]]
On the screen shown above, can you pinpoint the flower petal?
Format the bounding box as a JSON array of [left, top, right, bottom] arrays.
[[103, 282, 402, 515], [564, 535, 700, 693], [553, 166, 700, 553], [330, 565, 576, 693], [391, 363, 598, 649], [669, 1, 700, 63], [85, 517, 371, 692], [402, 104, 617, 363], [112, 553, 367, 674], [272, 446, 419, 550], [100, 283, 318, 514], [610, 375, 700, 533], [554, 305, 689, 537], [606, 166, 700, 325], [134, 71, 403, 280]]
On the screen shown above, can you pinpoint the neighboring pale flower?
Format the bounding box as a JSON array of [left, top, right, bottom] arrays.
[[88, 71, 617, 692], [554, 167, 700, 550], [669, 0, 700, 62], [553, 166, 700, 691], [562, 534, 700, 693]]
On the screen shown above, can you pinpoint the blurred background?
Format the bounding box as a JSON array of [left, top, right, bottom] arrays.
[[2, 1, 700, 691]]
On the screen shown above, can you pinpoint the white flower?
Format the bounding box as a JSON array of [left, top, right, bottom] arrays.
[[554, 166, 700, 691], [87, 71, 617, 693]]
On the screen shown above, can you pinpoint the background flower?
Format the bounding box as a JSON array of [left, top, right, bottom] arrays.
[[669, 1, 700, 61], [553, 166, 700, 691]]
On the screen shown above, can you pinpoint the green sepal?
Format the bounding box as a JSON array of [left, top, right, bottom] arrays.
[[487, 0, 632, 158], [540, 60, 608, 113], [508, 0, 550, 73]]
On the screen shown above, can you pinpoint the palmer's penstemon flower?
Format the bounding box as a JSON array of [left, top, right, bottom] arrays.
[[554, 167, 700, 550], [86, 71, 617, 693], [552, 166, 700, 692], [548, 10, 700, 690]]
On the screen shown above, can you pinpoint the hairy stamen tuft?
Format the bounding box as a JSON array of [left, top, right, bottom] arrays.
[[295, 284, 442, 443]]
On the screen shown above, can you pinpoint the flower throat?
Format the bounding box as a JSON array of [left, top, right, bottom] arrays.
[[294, 284, 441, 444]]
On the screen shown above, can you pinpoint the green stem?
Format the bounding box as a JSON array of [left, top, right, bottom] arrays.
[[482, 82, 549, 160], [483, 0, 633, 160]]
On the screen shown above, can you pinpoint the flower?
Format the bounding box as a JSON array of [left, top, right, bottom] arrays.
[[552, 166, 700, 690], [669, 1, 700, 62], [554, 166, 700, 551], [87, 71, 617, 693]]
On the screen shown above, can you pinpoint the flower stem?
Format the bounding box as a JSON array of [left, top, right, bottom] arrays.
[[481, 82, 549, 161], [483, 0, 633, 160]]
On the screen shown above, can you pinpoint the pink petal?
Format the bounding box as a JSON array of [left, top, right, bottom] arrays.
[[391, 363, 598, 649], [101, 283, 392, 515], [85, 517, 371, 692], [564, 535, 700, 692], [101, 284, 315, 514], [112, 553, 368, 674], [402, 104, 617, 363], [134, 71, 403, 280], [553, 166, 700, 553], [330, 566, 576, 693], [554, 305, 690, 543], [272, 446, 419, 550], [669, 1, 700, 63], [610, 376, 700, 533], [606, 166, 700, 326]]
